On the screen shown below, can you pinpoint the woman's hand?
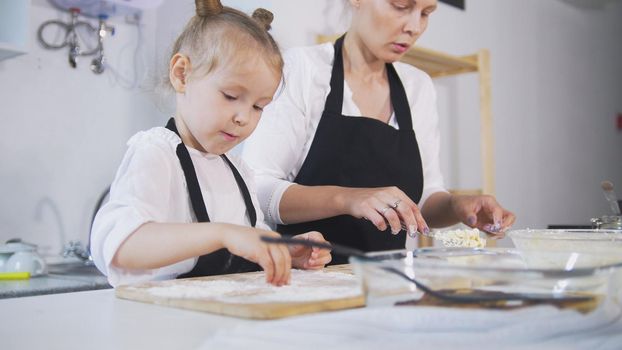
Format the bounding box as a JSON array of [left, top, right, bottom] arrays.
[[288, 231, 332, 270], [450, 195, 516, 238], [338, 186, 428, 237], [221, 228, 291, 286]]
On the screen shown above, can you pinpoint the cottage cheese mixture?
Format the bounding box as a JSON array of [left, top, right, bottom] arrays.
[[143, 269, 361, 303], [434, 228, 486, 248]]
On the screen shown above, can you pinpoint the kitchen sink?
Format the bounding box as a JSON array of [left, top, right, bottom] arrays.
[[0, 260, 111, 299], [47, 261, 104, 277]]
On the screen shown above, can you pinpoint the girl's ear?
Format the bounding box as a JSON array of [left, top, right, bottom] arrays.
[[170, 53, 190, 93]]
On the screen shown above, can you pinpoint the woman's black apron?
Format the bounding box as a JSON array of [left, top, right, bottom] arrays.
[[165, 118, 260, 278], [278, 35, 424, 264]]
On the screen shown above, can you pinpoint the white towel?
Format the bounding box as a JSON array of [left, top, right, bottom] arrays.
[[198, 302, 622, 350]]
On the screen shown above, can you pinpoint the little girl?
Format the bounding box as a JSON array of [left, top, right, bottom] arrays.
[[90, 0, 331, 287]]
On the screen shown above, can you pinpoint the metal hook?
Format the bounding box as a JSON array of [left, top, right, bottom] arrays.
[[90, 15, 114, 74]]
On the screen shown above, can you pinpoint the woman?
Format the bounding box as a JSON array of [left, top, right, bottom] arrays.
[[243, 0, 515, 263]]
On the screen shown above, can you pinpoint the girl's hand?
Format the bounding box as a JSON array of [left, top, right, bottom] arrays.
[[450, 195, 516, 238], [222, 228, 291, 286], [339, 186, 428, 237], [288, 231, 332, 270]]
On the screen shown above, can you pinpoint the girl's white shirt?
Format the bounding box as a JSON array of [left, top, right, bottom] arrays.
[[242, 42, 447, 226], [90, 127, 270, 287]]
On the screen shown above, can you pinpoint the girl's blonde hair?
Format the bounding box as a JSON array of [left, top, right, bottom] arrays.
[[168, 0, 283, 86]]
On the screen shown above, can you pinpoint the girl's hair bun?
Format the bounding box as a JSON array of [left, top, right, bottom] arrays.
[[252, 8, 274, 31], [196, 0, 223, 17]]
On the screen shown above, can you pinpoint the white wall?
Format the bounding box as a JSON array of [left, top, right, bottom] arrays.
[[416, 0, 622, 229], [1, 0, 620, 255], [0, 2, 163, 255]]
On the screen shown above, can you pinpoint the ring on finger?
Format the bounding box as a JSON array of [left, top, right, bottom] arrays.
[[390, 199, 402, 209]]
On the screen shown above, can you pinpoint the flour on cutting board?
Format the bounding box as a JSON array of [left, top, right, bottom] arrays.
[[142, 269, 362, 303]]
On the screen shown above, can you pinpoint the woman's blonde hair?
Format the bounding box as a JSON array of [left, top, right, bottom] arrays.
[[168, 0, 283, 86]]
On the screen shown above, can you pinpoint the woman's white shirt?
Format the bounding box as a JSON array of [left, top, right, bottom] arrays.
[[90, 127, 270, 287], [242, 43, 447, 226]]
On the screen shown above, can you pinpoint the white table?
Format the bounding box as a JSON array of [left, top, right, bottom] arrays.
[[1, 289, 257, 350], [3, 288, 621, 350]]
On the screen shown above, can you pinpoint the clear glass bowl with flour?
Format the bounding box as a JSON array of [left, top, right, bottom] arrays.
[[350, 235, 622, 313]]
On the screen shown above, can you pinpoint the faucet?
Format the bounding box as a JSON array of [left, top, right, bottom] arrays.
[[62, 240, 91, 262], [34, 188, 109, 265], [90, 14, 115, 74], [62, 185, 111, 264], [34, 196, 67, 254], [34, 196, 90, 264]]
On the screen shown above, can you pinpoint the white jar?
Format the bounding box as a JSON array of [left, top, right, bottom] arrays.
[[0, 242, 48, 276]]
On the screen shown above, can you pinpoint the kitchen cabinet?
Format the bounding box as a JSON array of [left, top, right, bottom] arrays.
[[401, 46, 495, 247], [0, 0, 30, 60], [401, 46, 494, 197]]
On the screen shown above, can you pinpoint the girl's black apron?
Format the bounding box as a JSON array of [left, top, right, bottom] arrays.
[[165, 118, 260, 278], [278, 35, 424, 264]]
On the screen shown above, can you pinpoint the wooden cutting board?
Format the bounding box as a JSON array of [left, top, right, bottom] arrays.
[[115, 265, 365, 319]]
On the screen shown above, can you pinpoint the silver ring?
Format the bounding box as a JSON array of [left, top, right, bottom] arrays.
[[391, 199, 402, 209]]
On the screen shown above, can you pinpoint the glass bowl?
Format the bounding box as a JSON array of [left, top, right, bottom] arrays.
[[508, 229, 622, 269], [349, 247, 622, 313]]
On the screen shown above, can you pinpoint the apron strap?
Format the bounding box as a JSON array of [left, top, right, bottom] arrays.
[[386, 64, 413, 131], [164, 118, 256, 227], [323, 35, 346, 115], [166, 118, 210, 222], [220, 154, 257, 227]]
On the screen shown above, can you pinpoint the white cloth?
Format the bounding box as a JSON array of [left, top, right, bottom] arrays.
[[200, 303, 622, 350], [90, 126, 270, 287], [242, 42, 447, 226]]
